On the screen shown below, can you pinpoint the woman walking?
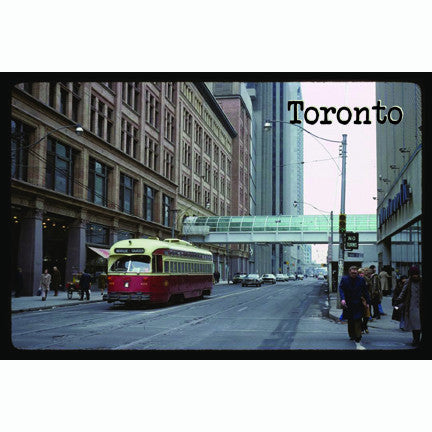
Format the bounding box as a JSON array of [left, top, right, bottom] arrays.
[[396, 266, 422, 346], [40, 269, 51, 301]]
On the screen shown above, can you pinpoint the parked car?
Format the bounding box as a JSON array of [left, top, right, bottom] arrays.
[[297, 274, 304, 280], [317, 274, 325, 280], [232, 273, 247, 284], [283, 274, 290, 281], [275, 274, 286, 282], [242, 274, 262, 287], [262, 274, 276, 284], [288, 274, 296, 280]]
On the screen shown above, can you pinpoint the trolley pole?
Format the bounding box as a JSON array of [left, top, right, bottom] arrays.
[[337, 134, 347, 308]]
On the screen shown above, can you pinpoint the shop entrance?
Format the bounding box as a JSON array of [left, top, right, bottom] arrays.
[[42, 214, 71, 288]]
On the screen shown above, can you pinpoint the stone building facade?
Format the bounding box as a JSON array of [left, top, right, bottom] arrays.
[[11, 81, 236, 295]]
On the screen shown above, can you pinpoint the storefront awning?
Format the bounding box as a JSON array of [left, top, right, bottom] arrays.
[[87, 246, 110, 259]]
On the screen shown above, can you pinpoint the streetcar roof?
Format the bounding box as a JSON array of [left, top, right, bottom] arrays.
[[109, 238, 212, 256]]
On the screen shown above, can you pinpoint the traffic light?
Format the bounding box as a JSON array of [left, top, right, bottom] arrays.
[[339, 213, 346, 233]]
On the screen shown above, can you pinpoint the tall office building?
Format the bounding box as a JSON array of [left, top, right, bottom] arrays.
[[246, 82, 304, 274], [375, 82, 422, 275]]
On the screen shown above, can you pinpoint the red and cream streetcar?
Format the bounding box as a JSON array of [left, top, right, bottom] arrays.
[[103, 237, 213, 305]]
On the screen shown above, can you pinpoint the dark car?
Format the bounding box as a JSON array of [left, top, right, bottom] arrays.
[[232, 273, 247, 284], [242, 274, 262, 287]]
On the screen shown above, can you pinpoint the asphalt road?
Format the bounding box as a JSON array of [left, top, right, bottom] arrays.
[[11, 278, 412, 351]]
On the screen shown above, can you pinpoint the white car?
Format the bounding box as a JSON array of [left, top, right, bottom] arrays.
[[288, 274, 296, 281], [317, 274, 325, 280], [262, 274, 276, 284], [297, 274, 304, 280], [275, 274, 286, 282]]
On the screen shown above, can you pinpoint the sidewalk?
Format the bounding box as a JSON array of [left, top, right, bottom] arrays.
[[11, 282, 233, 313], [11, 289, 106, 313], [328, 290, 399, 332]]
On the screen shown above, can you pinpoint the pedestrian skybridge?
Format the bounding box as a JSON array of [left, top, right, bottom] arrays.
[[182, 214, 377, 244]]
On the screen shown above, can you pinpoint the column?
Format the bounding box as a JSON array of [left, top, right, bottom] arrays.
[[65, 218, 87, 282], [17, 208, 43, 296]]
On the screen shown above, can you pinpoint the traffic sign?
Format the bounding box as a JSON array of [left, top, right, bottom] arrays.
[[344, 232, 359, 250]]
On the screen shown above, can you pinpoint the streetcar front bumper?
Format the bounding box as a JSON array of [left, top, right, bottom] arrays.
[[103, 292, 151, 303]]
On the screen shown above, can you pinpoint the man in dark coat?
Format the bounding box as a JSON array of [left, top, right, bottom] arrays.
[[339, 265, 371, 343], [51, 266, 61, 296], [79, 269, 92, 300]]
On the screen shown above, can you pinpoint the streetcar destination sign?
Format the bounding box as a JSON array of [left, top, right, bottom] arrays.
[[114, 248, 145, 254]]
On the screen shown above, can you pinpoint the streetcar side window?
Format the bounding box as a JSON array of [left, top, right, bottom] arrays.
[[152, 255, 163, 273], [164, 261, 169, 273]]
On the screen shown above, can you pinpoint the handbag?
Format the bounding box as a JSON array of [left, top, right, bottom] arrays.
[[361, 297, 370, 318], [37, 287, 42, 296], [392, 305, 402, 321]]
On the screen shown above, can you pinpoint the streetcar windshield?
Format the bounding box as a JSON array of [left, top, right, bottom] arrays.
[[109, 255, 151, 273]]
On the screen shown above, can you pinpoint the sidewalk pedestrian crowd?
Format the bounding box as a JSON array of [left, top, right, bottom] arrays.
[[338, 264, 423, 347]]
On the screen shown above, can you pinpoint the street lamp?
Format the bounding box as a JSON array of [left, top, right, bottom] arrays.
[[16, 123, 84, 152], [265, 119, 347, 298]]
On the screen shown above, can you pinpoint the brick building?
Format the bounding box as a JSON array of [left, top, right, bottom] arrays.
[[11, 81, 236, 295]]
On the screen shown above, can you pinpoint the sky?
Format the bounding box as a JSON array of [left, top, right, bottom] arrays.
[[299, 82, 377, 262]]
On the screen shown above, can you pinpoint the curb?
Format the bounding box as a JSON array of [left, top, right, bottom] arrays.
[[12, 298, 105, 314]]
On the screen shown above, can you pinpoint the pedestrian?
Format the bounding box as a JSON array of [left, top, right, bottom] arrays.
[[368, 265, 382, 319], [392, 274, 408, 329], [358, 268, 370, 334], [51, 266, 61, 296], [390, 267, 397, 297], [15, 267, 24, 298], [379, 266, 391, 297], [98, 271, 107, 296], [79, 268, 92, 300], [40, 269, 51, 301], [213, 270, 220, 284], [395, 266, 422, 347], [339, 265, 370, 343]]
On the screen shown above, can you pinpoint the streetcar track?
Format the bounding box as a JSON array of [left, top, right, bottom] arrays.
[[12, 286, 272, 349]]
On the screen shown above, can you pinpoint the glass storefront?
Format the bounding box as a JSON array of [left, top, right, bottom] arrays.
[[390, 220, 422, 276]]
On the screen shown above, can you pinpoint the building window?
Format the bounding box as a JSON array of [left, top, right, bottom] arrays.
[[88, 158, 108, 207], [194, 182, 201, 204], [144, 135, 159, 171], [90, 94, 114, 143], [182, 175, 191, 198], [182, 140, 191, 168], [143, 185, 155, 221], [86, 223, 109, 245], [183, 108, 192, 135], [194, 122, 202, 147], [46, 137, 75, 195], [213, 169, 218, 191], [164, 108, 175, 143], [145, 90, 160, 129], [203, 161, 210, 183], [165, 82, 175, 102], [204, 132, 212, 155], [194, 151, 201, 175], [162, 194, 173, 227], [48, 82, 81, 122], [121, 118, 139, 158], [163, 150, 174, 181], [11, 119, 32, 181], [120, 173, 134, 214], [122, 82, 140, 111]]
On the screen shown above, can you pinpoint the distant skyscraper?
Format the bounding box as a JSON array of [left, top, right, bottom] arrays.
[[246, 82, 304, 274]]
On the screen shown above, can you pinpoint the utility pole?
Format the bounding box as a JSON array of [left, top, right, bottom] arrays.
[[337, 134, 347, 307]]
